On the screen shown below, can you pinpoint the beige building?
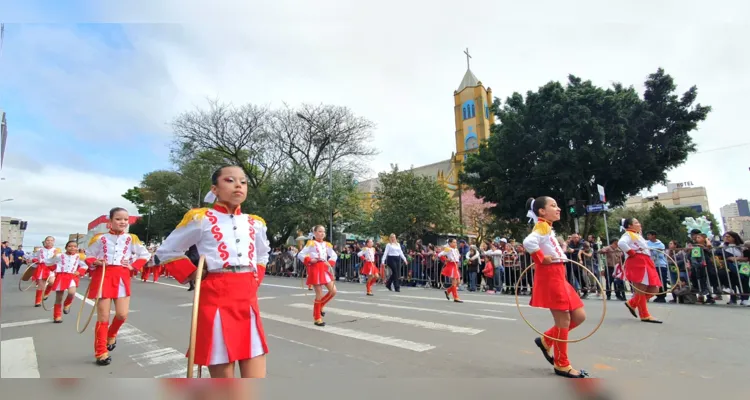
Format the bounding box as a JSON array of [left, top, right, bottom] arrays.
[[624, 182, 710, 214], [1, 216, 27, 248], [725, 216, 750, 238]]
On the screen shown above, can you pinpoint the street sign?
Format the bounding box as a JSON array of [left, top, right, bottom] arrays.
[[586, 204, 609, 213]]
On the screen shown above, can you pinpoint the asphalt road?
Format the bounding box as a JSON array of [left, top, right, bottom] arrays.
[[2, 271, 749, 385]]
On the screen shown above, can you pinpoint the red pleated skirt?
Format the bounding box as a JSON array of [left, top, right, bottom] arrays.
[[32, 264, 52, 281], [625, 254, 662, 287], [191, 272, 268, 366], [51, 272, 77, 291], [441, 261, 460, 279], [306, 261, 333, 286], [360, 261, 378, 276], [529, 263, 584, 311], [87, 266, 132, 299]]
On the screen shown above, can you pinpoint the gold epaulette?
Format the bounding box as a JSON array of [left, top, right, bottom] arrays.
[[176, 208, 209, 229], [249, 214, 266, 226], [326, 242, 333, 248], [129, 233, 143, 245], [88, 233, 104, 247], [626, 231, 640, 242], [532, 221, 552, 236], [305, 240, 315, 247]]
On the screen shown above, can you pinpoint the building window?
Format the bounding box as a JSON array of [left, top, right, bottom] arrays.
[[485, 104, 489, 119], [462, 100, 476, 120]]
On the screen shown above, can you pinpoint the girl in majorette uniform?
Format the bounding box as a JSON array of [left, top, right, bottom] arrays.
[[141, 247, 163, 283], [438, 239, 463, 303], [358, 239, 379, 296], [46, 240, 89, 323], [297, 225, 338, 326], [30, 236, 60, 307], [618, 218, 662, 324], [156, 165, 271, 378], [85, 207, 151, 366], [523, 196, 588, 378]]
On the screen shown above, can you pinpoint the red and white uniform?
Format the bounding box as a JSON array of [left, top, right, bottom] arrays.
[[358, 247, 377, 275], [523, 220, 583, 311], [298, 240, 337, 285], [85, 231, 150, 299], [439, 247, 461, 279], [32, 247, 60, 281], [618, 230, 661, 287], [47, 252, 88, 291], [156, 204, 271, 366]]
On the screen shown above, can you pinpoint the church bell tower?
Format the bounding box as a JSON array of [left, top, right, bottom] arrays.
[[453, 48, 494, 171]]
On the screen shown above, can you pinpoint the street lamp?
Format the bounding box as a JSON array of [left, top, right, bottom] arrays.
[[296, 113, 334, 243]]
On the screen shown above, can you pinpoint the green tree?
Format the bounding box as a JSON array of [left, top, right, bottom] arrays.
[[122, 171, 193, 244], [644, 202, 682, 245], [463, 69, 711, 238], [371, 165, 459, 240]]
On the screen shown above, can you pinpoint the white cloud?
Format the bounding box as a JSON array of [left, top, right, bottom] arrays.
[[0, 158, 139, 247], [2, 0, 749, 240]]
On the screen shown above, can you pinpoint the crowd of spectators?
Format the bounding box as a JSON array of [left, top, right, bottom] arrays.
[[266, 229, 750, 308]]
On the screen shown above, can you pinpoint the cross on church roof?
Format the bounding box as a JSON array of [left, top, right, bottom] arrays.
[[463, 47, 471, 69]]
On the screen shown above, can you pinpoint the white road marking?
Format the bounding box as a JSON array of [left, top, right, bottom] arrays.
[[1, 337, 40, 378], [152, 281, 187, 290], [392, 294, 530, 307], [268, 334, 330, 352], [480, 309, 507, 314], [261, 312, 436, 352], [1, 319, 54, 328], [261, 283, 307, 290], [288, 303, 483, 335], [335, 299, 517, 321], [132, 348, 186, 366]]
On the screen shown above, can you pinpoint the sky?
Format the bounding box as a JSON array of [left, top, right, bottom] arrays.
[[1, 0, 749, 247]]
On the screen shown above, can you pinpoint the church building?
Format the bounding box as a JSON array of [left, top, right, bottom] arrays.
[[357, 49, 496, 204]]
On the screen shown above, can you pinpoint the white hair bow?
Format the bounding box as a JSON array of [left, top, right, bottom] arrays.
[[526, 199, 538, 223], [619, 218, 626, 232], [203, 191, 217, 204]]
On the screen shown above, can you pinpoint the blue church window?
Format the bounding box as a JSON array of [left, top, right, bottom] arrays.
[[462, 100, 476, 120], [485, 104, 489, 119]]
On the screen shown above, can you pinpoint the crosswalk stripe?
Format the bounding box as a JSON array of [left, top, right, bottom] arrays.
[[261, 312, 436, 352], [335, 299, 517, 321], [131, 348, 185, 366], [392, 294, 530, 307], [288, 303, 483, 335], [1, 337, 40, 378], [1, 319, 53, 328]]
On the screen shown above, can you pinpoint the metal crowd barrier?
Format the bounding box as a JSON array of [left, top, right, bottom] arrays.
[[263, 244, 749, 305]]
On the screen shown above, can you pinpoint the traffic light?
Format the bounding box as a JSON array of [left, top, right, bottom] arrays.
[[568, 199, 577, 217]]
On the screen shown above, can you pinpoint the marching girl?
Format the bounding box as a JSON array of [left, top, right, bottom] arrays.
[[297, 225, 338, 326], [46, 240, 88, 323], [618, 218, 662, 323], [156, 165, 271, 378], [523, 196, 588, 378], [438, 239, 463, 303], [30, 236, 59, 307], [358, 239, 379, 296], [85, 207, 151, 366]]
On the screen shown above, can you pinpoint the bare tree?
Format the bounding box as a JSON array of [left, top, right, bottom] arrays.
[[170, 99, 285, 189], [271, 103, 378, 179]]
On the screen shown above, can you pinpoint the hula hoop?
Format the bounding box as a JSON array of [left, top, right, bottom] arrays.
[[40, 273, 56, 311], [515, 258, 606, 343], [624, 248, 682, 297], [76, 261, 106, 334], [18, 264, 37, 292]]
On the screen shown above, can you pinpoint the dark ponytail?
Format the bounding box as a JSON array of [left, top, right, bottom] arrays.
[[526, 196, 549, 216], [621, 218, 633, 230], [211, 165, 236, 185]]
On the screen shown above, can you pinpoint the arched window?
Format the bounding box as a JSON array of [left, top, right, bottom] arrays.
[[462, 100, 476, 120]]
